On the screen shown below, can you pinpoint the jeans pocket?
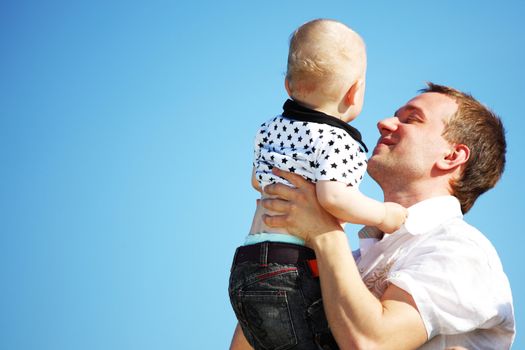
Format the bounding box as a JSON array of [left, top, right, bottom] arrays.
[[307, 299, 339, 349], [239, 290, 297, 350]]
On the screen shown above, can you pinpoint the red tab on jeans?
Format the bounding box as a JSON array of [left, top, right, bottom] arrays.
[[307, 259, 319, 278]]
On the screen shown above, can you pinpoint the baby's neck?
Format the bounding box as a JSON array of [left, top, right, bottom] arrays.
[[295, 98, 346, 121]]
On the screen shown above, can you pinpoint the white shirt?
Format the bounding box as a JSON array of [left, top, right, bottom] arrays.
[[356, 196, 515, 349]]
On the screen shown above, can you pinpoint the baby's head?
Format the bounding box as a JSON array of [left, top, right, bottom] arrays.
[[286, 19, 367, 122]]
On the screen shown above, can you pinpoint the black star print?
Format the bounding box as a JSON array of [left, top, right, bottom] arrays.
[[292, 153, 298, 158], [306, 130, 311, 135], [337, 134, 343, 139], [274, 125, 278, 130], [287, 135, 292, 140], [262, 137, 268, 143], [318, 129, 323, 133], [311, 146, 316, 152], [328, 140, 334, 146], [334, 148, 340, 154], [320, 170, 327, 175], [283, 126, 287, 132], [282, 158, 288, 164], [303, 122, 308, 126], [330, 178, 337, 181], [290, 143, 295, 149], [342, 159, 348, 164], [277, 133, 281, 139], [345, 145, 350, 150], [331, 163, 337, 168], [309, 161, 316, 168], [298, 136, 303, 142], [280, 141, 284, 147], [294, 127, 299, 133], [289, 166, 296, 173]]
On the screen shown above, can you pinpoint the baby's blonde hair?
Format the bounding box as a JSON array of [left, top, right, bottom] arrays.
[[286, 19, 366, 102]]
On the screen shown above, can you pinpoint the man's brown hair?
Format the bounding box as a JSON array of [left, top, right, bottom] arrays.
[[422, 82, 506, 213]]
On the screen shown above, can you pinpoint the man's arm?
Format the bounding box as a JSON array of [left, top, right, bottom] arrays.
[[230, 323, 253, 350], [262, 168, 427, 350]]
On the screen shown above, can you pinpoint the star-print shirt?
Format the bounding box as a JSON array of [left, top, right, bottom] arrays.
[[253, 99, 368, 190]]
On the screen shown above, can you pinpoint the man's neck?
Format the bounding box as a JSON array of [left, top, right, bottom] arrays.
[[382, 184, 452, 209]]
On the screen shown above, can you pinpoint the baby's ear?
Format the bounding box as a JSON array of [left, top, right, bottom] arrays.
[[285, 79, 292, 97], [345, 79, 362, 106]]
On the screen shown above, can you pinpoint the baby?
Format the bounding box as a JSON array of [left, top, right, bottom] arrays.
[[229, 19, 407, 350]]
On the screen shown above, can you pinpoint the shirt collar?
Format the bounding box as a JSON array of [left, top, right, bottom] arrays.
[[281, 99, 368, 152], [404, 195, 463, 235]]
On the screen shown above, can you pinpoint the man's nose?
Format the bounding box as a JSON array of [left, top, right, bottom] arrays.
[[377, 117, 398, 135]]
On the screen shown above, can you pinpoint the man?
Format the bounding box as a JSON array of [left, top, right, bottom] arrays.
[[230, 83, 515, 349]]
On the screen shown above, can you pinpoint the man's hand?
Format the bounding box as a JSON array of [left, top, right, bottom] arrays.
[[262, 168, 342, 244]]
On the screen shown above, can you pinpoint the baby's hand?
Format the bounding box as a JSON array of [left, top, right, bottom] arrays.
[[377, 202, 408, 234]]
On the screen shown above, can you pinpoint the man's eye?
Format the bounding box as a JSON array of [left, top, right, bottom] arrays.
[[406, 115, 419, 123]]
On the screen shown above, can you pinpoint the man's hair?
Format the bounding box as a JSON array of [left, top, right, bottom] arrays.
[[422, 82, 506, 213], [286, 19, 366, 101]]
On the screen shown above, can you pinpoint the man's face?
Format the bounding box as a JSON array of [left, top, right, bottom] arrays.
[[367, 92, 458, 187]]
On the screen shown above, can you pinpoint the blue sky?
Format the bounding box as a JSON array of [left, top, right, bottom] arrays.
[[1, 1, 523, 349]]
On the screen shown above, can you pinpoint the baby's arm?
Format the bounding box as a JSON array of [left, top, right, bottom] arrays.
[[316, 180, 407, 233]]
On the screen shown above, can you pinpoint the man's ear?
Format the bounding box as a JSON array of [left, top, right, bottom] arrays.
[[436, 144, 470, 171], [344, 79, 362, 107]]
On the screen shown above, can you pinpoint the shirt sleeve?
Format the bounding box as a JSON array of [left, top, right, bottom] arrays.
[[253, 122, 268, 167], [314, 129, 367, 186], [386, 232, 507, 340]]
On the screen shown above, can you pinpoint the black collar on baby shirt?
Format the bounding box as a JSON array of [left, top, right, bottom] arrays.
[[281, 99, 368, 152]]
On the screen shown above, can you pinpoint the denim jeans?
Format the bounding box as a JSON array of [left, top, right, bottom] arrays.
[[229, 243, 339, 350]]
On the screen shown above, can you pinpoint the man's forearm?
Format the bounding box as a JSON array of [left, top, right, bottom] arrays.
[[311, 231, 426, 350], [230, 323, 253, 350]]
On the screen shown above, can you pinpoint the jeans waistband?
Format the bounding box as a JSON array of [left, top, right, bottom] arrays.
[[233, 241, 316, 266]]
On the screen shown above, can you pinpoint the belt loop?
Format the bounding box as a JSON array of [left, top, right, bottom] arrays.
[[260, 242, 268, 266]]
